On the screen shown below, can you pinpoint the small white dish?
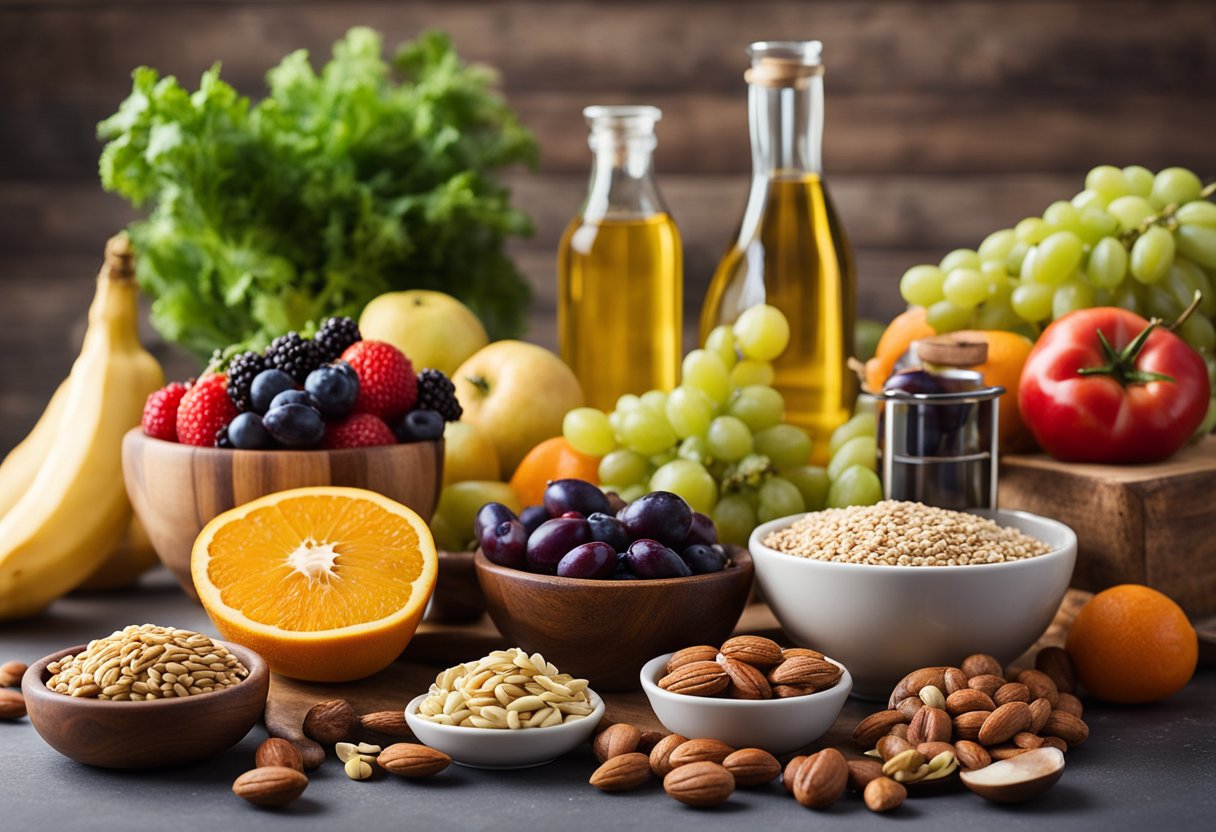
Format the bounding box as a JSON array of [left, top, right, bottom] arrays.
[[639, 652, 852, 754], [404, 690, 605, 769]]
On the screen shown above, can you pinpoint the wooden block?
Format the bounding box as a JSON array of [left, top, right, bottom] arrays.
[[998, 438, 1216, 617]]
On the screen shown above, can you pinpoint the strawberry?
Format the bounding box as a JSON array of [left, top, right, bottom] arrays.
[[322, 413, 397, 449], [141, 382, 189, 442], [176, 374, 238, 447], [340, 340, 417, 420]]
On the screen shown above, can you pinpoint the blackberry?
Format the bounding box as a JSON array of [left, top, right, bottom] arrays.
[[314, 316, 362, 363], [265, 332, 321, 383], [226, 350, 268, 412], [215, 424, 233, 448], [415, 369, 462, 421]]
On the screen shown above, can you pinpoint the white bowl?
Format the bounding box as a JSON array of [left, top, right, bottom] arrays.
[[404, 690, 605, 769], [749, 508, 1076, 701], [639, 653, 852, 754]]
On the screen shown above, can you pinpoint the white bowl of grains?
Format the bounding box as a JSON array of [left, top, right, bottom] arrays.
[[748, 502, 1076, 700]]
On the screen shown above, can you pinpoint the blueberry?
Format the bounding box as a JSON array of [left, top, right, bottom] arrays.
[[680, 543, 727, 575], [587, 512, 631, 552], [305, 364, 360, 420], [250, 369, 297, 414], [228, 412, 271, 450], [263, 404, 325, 447], [395, 409, 445, 442], [270, 389, 316, 411]]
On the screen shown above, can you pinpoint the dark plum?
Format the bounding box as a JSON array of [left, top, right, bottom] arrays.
[[519, 505, 549, 537], [587, 512, 631, 552], [685, 511, 718, 547], [481, 519, 527, 569], [616, 491, 692, 548], [625, 539, 691, 579], [681, 544, 727, 575], [525, 517, 592, 574], [262, 404, 325, 447], [543, 479, 612, 518], [556, 541, 617, 579], [474, 503, 518, 546]]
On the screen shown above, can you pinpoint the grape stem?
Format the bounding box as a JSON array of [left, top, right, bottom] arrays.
[[1167, 290, 1203, 333], [1120, 180, 1216, 249]]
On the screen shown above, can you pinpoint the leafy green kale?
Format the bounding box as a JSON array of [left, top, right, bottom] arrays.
[[99, 27, 537, 358]]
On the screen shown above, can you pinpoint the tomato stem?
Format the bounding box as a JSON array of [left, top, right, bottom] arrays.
[[1077, 322, 1175, 386]]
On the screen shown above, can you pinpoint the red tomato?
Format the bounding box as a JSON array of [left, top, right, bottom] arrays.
[[1018, 308, 1210, 463]]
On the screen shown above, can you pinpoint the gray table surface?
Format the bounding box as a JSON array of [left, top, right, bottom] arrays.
[[1, 569, 1212, 832]]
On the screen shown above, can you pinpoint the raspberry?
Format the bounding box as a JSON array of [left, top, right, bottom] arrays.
[[177, 374, 238, 447], [340, 340, 417, 420], [322, 413, 397, 449], [141, 382, 188, 442]]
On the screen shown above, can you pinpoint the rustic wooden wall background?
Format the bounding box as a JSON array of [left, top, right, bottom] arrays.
[[1, 0, 1214, 451]]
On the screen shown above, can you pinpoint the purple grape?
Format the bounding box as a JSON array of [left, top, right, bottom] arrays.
[[519, 505, 549, 537], [543, 479, 612, 518], [525, 517, 592, 574], [481, 519, 527, 569], [625, 539, 691, 579], [681, 544, 727, 575], [883, 370, 946, 396], [587, 512, 631, 552], [616, 491, 692, 548], [556, 541, 617, 579], [685, 511, 718, 547], [474, 503, 518, 545]]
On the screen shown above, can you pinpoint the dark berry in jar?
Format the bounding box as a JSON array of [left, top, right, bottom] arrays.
[[543, 479, 612, 518], [625, 539, 691, 579], [395, 409, 445, 442], [227, 411, 271, 450], [525, 516, 591, 574], [250, 369, 297, 414], [587, 512, 630, 553], [519, 505, 549, 537], [680, 544, 727, 575], [481, 519, 527, 569], [616, 491, 693, 549], [556, 541, 617, 579], [882, 370, 946, 396], [305, 364, 360, 420], [685, 511, 718, 547], [262, 403, 325, 447]]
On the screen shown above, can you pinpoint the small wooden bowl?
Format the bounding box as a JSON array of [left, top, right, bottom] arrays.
[[122, 428, 443, 600], [474, 547, 754, 691], [22, 641, 269, 769]]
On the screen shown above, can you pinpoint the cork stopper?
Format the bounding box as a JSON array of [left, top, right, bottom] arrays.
[[745, 58, 824, 88], [913, 335, 988, 368]]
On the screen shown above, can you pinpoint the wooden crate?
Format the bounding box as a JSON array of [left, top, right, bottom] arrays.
[[998, 437, 1216, 618]]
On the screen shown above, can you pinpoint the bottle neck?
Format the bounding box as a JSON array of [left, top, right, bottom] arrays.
[[748, 75, 824, 178], [582, 133, 667, 222]]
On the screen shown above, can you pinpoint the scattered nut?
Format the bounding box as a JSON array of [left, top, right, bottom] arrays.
[[888, 667, 948, 707], [232, 766, 308, 807], [723, 747, 781, 787], [359, 710, 414, 739], [993, 682, 1031, 706], [1042, 710, 1089, 746], [918, 685, 946, 710], [256, 738, 303, 772], [1040, 736, 1069, 754], [783, 754, 808, 793], [961, 654, 1003, 679], [792, 748, 849, 809], [954, 740, 991, 770], [952, 710, 991, 742], [896, 696, 924, 721], [942, 667, 969, 695], [303, 698, 358, 744], [1013, 732, 1045, 749], [344, 756, 374, 780], [0, 660, 27, 687], [877, 734, 915, 761], [881, 748, 926, 777], [1028, 697, 1053, 734], [649, 732, 688, 777], [1034, 647, 1077, 694], [594, 722, 642, 763], [590, 752, 651, 792], [1056, 692, 1084, 718], [978, 702, 1032, 746], [719, 635, 784, 668], [864, 776, 906, 812], [378, 743, 451, 777], [664, 760, 735, 806], [967, 674, 1006, 699], [846, 758, 884, 791], [666, 645, 719, 674], [916, 741, 955, 760], [638, 730, 666, 754], [852, 710, 906, 748], [669, 737, 734, 767], [908, 706, 951, 745], [1016, 670, 1059, 706], [946, 688, 995, 716], [0, 688, 27, 720]]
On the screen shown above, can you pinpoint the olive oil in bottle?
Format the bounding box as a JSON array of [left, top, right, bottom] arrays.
[[558, 106, 682, 410], [699, 42, 856, 462]]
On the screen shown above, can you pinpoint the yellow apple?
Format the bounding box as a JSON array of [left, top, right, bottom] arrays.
[[358, 290, 489, 376], [453, 341, 584, 477], [442, 421, 501, 487]]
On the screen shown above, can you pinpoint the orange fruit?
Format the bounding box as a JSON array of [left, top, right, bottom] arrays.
[[508, 436, 601, 507], [1065, 584, 1197, 704], [191, 487, 438, 682], [954, 330, 1035, 450]]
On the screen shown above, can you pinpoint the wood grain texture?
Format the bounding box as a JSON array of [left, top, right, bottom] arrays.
[[998, 437, 1216, 617], [21, 640, 269, 769], [121, 428, 443, 600]]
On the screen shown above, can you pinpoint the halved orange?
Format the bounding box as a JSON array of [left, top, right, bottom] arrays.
[[191, 487, 438, 682]]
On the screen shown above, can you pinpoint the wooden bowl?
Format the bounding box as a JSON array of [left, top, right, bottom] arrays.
[[21, 641, 269, 769], [122, 428, 442, 600], [474, 547, 754, 691]]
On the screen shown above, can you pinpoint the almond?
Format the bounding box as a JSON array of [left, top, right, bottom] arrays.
[[663, 761, 735, 806], [988, 744, 1032, 761], [378, 742, 451, 777], [793, 747, 849, 809], [638, 730, 666, 754], [719, 635, 784, 668], [593, 722, 641, 763], [896, 696, 924, 721], [1041, 736, 1069, 753], [303, 698, 357, 744], [946, 688, 995, 716], [864, 776, 907, 812], [960, 653, 1003, 679], [0, 660, 27, 687], [782, 647, 825, 661], [1043, 710, 1089, 746], [669, 737, 734, 767], [767, 656, 842, 689], [877, 735, 915, 761], [232, 766, 308, 807], [1035, 646, 1077, 694], [666, 645, 720, 674], [1013, 732, 1044, 749], [967, 674, 1006, 699], [953, 710, 991, 742], [658, 660, 729, 697], [359, 710, 414, 739], [1028, 697, 1052, 734], [888, 667, 948, 708], [916, 741, 955, 760], [889, 724, 910, 740], [0, 688, 27, 720], [783, 754, 808, 793], [853, 710, 907, 748], [723, 747, 781, 787], [847, 758, 884, 791], [718, 656, 772, 700], [993, 682, 1031, 706], [953, 740, 991, 770], [1056, 692, 1084, 718], [649, 733, 689, 777], [1016, 669, 1059, 706], [942, 667, 969, 695], [978, 701, 1032, 746], [907, 706, 951, 745], [590, 752, 651, 791], [255, 738, 304, 772], [772, 683, 817, 698]]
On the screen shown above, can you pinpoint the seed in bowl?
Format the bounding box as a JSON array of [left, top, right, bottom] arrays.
[[45, 624, 248, 700], [762, 501, 1052, 567], [415, 647, 594, 729]]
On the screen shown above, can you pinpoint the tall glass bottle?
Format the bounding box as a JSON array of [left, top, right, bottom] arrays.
[[699, 42, 856, 462], [558, 106, 682, 411]]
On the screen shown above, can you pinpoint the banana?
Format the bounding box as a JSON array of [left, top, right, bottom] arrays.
[[0, 233, 163, 619], [0, 379, 69, 516]]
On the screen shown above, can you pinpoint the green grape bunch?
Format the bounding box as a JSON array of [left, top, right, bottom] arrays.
[[560, 305, 882, 547], [898, 166, 1216, 387]]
